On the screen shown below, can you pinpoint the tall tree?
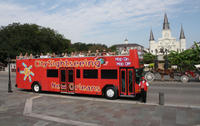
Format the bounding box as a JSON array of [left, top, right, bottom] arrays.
[[69, 42, 88, 52], [0, 23, 71, 64], [168, 42, 200, 70], [143, 53, 156, 64], [109, 45, 116, 52]]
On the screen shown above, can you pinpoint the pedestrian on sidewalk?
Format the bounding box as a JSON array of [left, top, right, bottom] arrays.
[[139, 77, 149, 103]]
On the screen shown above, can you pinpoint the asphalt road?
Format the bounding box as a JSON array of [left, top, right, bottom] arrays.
[[0, 71, 200, 126], [0, 71, 200, 106], [148, 81, 200, 107]]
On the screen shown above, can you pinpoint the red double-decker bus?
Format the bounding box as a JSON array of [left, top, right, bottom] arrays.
[[16, 49, 145, 100]]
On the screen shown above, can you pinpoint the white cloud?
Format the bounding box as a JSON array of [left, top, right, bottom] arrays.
[[0, 0, 196, 46]]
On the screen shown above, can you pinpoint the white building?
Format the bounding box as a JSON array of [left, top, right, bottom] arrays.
[[149, 13, 186, 55], [114, 38, 144, 54]]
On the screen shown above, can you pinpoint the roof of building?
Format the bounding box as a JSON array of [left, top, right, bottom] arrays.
[[149, 29, 155, 41], [114, 43, 144, 48], [163, 13, 170, 30], [124, 38, 128, 41], [180, 25, 185, 39]]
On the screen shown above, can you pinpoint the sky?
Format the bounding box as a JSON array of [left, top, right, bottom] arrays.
[[0, 0, 200, 48]]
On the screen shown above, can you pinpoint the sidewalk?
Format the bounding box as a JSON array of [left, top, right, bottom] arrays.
[[150, 80, 200, 85], [1, 90, 200, 126], [0, 71, 200, 126]]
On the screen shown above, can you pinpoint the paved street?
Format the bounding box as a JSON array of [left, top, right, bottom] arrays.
[[148, 81, 200, 107], [0, 71, 200, 126]]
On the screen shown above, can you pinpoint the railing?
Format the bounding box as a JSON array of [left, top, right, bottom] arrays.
[[16, 53, 129, 60]]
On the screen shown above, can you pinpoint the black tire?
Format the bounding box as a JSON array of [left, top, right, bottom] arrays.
[[32, 83, 41, 93], [105, 86, 118, 100], [141, 89, 147, 103]]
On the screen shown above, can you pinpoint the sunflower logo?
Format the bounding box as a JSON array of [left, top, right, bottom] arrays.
[[96, 57, 108, 66], [20, 63, 35, 82], [97, 58, 105, 64]]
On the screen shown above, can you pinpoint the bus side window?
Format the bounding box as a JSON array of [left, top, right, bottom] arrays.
[[47, 69, 58, 77], [121, 71, 125, 92], [83, 69, 98, 79], [101, 69, 117, 79], [61, 70, 66, 82], [76, 69, 80, 78], [68, 70, 74, 82]]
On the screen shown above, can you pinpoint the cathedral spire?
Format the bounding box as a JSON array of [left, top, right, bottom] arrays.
[[180, 25, 185, 39], [149, 29, 154, 41], [124, 38, 128, 44], [163, 13, 170, 30]]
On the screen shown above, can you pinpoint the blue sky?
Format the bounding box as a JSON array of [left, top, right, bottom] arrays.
[[0, 0, 200, 48]]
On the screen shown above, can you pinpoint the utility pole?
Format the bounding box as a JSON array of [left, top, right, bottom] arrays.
[[7, 56, 13, 93]]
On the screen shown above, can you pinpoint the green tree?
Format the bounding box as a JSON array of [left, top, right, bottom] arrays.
[[109, 45, 116, 52], [0, 23, 71, 64], [168, 41, 200, 71], [69, 42, 88, 53], [168, 51, 181, 65], [143, 53, 156, 64], [86, 43, 107, 52], [68, 42, 108, 53]]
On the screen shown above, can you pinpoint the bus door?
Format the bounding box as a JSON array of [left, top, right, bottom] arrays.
[[120, 68, 135, 95], [66, 67, 75, 93], [59, 67, 75, 93], [59, 67, 67, 92]]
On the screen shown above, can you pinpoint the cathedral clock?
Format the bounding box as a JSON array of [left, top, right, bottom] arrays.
[[164, 33, 169, 38]]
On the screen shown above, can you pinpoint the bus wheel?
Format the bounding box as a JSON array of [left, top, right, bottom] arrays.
[[32, 83, 41, 93], [105, 86, 117, 100]]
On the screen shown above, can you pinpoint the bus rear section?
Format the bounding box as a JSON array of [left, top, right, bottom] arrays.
[[16, 49, 144, 100]]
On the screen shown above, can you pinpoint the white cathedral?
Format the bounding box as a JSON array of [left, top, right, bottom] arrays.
[[149, 13, 186, 55]]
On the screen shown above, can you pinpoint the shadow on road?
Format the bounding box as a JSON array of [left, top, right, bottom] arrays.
[[18, 88, 140, 102]]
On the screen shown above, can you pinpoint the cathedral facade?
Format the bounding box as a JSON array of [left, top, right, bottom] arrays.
[[149, 13, 186, 55]]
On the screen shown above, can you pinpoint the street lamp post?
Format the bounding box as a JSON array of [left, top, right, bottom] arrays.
[[7, 56, 13, 93], [154, 49, 158, 70], [164, 49, 169, 70]]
